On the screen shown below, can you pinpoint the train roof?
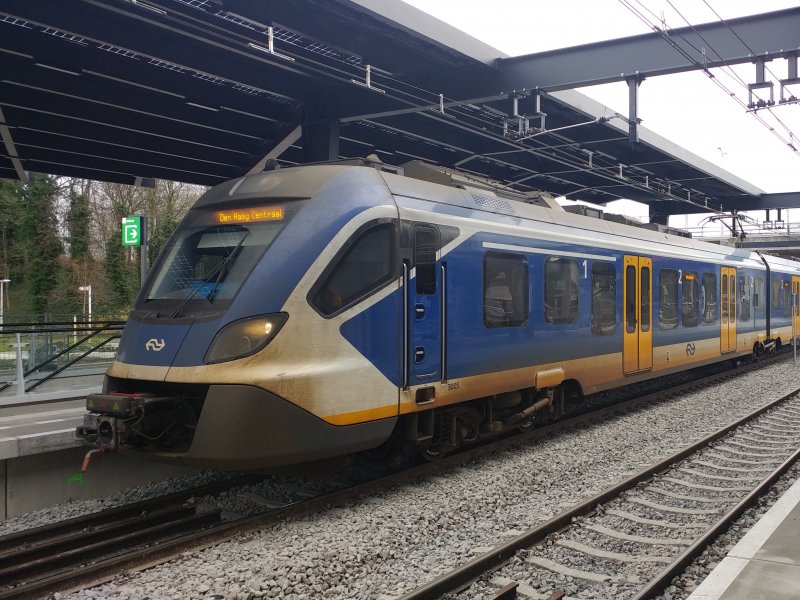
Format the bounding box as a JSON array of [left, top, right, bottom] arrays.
[[379, 166, 800, 275], [193, 164, 376, 209], [194, 160, 800, 275]]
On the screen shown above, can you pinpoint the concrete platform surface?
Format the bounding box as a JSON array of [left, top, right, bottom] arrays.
[[0, 401, 86, 460], [688, 475, 800, 600]]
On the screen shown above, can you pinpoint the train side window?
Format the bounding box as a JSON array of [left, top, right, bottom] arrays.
[[701, 273, 717, 324], [754, 277, 763, 308], [682, 272, 700, 327], [484, 253, 528, 328], [311, 223, 395, 316], [784, 280, 792, 317], [739, 276, 751, 321], [772, 280, 783, 310], [658, 269, 679, 329], [544, 257, 579, 324], [591, 262, 616, 335], [641, 266, 651, 332], [721, 274, 728, 320], [414, 226, 438, 295], [625, 265, 636, 333]]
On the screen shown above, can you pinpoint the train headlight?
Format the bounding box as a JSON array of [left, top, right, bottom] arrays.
[[205, 313, 288, 364]]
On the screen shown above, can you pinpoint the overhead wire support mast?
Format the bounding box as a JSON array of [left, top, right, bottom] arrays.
[[664, 0, 800, 155], [617, 0, 800, 157]]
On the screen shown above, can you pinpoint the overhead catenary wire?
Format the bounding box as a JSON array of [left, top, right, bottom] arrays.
[[665, 0, 800, 146], [617, 0, 800, 157]]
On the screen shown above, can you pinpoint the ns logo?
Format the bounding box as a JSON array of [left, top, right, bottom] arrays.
[[685, 342, 696, 356], [145, 338, 166, 352]]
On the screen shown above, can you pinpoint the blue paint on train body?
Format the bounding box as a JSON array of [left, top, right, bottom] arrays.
[[441, 232, 621, 379], [339, 286, 402, 386]]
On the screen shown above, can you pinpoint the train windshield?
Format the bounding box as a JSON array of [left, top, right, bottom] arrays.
[[141, 202, 295, 314]]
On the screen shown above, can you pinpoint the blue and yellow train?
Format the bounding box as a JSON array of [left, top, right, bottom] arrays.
[[77, 159, 800, 469]]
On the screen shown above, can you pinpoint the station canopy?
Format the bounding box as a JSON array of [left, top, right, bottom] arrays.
[[1, 0, 799, 218]]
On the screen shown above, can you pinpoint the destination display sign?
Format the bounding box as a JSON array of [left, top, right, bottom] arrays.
[[214, 206, 284, 224]]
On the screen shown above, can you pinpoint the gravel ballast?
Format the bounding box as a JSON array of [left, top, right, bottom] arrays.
[[13, 360, 800, 600]]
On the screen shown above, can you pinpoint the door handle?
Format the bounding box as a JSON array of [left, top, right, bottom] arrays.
[[415, 304, 425, 319], [414, 346, 425, 363]]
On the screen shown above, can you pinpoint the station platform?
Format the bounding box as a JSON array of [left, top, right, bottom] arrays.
[[688, 475, 800, 600], [0, 399, 86, 461], [0, 368, 101, 460], [0, 384, 194, 520]]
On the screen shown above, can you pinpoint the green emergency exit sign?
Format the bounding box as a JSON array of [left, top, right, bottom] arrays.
[[121, 216, 141, 246]]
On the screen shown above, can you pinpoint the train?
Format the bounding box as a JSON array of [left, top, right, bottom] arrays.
[[76, 158, 800, 470]]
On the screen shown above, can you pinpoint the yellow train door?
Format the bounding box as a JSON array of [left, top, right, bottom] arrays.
[[721, 267, 737, 353], [623, 255, 653, 374]]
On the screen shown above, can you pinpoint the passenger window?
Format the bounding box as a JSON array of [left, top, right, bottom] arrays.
[[658, 269, 679, 329], [311, 223, 395, 316], [754, 277, 763, 308], [641, 266, 651, 332], [784, 281, 792, 317], [544, 257, 579, 324], [739, 276, 751, 321], [773, 280, 783, 309], [625, 265, 636, 334], [591, 262, 616, 335], [484, 253, 528, 328], [682, 272, 699, 327], [702, 273, 717, 324], [721, 274, 728, 321], [414, 226, 438, 295], [730, 274, 736, 323]]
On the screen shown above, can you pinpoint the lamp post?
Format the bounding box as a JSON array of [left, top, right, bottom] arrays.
[[0, 278, 9, 326], [78, 285, 92, 323]]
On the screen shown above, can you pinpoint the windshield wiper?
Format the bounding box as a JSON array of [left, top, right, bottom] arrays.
[[167, 231, 249, 319], [206, 237, 246, 303]]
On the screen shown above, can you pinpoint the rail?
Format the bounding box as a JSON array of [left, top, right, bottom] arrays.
[[398, 376, 800, 600], [0, 320, 125, 395]]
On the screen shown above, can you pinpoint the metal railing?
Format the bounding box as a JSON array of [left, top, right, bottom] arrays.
[[685, 220, 800, 241], [0, 320, 125, 395]]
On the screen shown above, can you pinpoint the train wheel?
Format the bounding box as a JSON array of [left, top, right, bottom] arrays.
[[517, 416, 536, 432], [420, 444, 447, 462]]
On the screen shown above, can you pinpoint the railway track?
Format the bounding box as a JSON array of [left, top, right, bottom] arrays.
[[0, 473, 276, 599], [397, 381, 800, 599], [0, 351, 791, 599]]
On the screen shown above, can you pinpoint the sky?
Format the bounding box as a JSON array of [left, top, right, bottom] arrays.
[[400, 0, 800, 233]]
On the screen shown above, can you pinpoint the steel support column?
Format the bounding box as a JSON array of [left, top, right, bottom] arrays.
[[627, 77, 643, 144], [649, 203, 669, 226], [248, 125, 302, 174], [302, 120, 340, 163], [0, 106, 28, 183]]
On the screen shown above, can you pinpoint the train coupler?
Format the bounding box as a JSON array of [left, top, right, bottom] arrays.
[[76, 392, 154, 449], [76, 412, 128, 449]]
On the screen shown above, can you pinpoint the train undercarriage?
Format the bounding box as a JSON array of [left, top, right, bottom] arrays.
[[400, 382, 584, 462], [75, 377, 585, 469]]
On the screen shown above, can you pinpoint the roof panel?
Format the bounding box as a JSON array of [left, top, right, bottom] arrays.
[[0, 0, 786, 215]]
